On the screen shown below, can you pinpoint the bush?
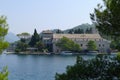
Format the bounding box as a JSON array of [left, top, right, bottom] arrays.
[[15, 49, 20, 53], [55, 54, 120, 80], [0, 66, 9, 80]]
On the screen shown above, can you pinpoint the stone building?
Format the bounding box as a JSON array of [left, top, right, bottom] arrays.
[[41, 30, 53, 52], [41, 30, 110, 53]]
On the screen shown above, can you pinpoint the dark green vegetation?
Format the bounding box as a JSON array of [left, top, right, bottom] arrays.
[[87, 40, 97, 51], [110, 40, 120, 52], [68, 27, 93, 34], [65, 23, 95, 34], [0, 16, 9, 53], [90, 0, 120, 40], [17, 32, 30, 37], [29, 29, 40, 47], [15, 40, 28, 52], [51, 23, 96, 34], [68, 24, 95, 34], [0, 15, 9, 80], [0, 66, 9, 80], [55, 54, 120, 80], [35, 41, 45, 51], [56, 37, 81, 52], [55, 0, 120, 79], [15, 29, 45, 52], [68, 28, 84, 34]]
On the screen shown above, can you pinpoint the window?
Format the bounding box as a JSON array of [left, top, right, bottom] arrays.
[[99, 44, 101, 47], [103, 44, 104, 47], [81, 44, 83, 47]]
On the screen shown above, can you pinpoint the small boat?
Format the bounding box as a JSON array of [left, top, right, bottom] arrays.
[[60, 51, 73, 55], [86, 51, 98, 55], [44, 52, 51, 55]]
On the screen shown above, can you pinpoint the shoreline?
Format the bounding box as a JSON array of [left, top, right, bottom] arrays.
[[4, 51, 115, 55], [4, 51, 53, 55]]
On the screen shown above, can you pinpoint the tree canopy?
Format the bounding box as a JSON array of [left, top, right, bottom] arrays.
[[110, 40, 120, 51], [17, 32, 30, 37], [90, 0, 120, 40], [35, 41, 45, 51], [87, 40, 97, 51], [29, 29, 40, 47], [0, 16, 9, 53], [56, 37, 81, 52], [15, 41, 28, 52], [55, 54, 120, 80], [0, 15, 9, 80]]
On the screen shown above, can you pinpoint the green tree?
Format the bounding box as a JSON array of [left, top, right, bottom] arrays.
[[110, 40, 117, 50], [17, 32, 30, 37], [0, 66, 9, 80], [29, 29, 40, 47], [87, 40, 97, 51], [80, 29, 84, 34], [15, 41, 28, 52], [90, 0, 120, 40], [35, 41, 45, 51], [89, 27, 93, 33], [56, 37, 81, 52], [55, 54, 120, 80], [85, 28, 89, 34], [0, 16, 9, 53], [68, 29, 73, 34], [0, 15, 9, 80], [56, 29, 63, 34], [110, 40, 120, 51]]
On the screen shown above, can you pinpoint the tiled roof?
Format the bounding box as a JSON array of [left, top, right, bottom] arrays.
[[53, 34, 102, 39], [42, 30, 53, 33]]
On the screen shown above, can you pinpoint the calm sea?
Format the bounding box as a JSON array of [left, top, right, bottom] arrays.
[[0, 54, 96, 80]]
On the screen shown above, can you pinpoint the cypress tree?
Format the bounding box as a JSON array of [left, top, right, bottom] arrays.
[[29, 29, 40, 47]]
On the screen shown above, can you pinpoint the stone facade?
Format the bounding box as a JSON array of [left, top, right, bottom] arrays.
[[41, 30, 53, 52], [41, 31, 110, 53]]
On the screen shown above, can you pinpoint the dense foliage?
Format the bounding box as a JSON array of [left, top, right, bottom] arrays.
[[17, 32, 30, 37], [56, 37, 81, 52], [35, 41, 45, 51], [15, 29, 45, 52], [87, 40, 97, 51], [0, 67, 9, 80], [68, 29, 84, 34], [29, 29, 40, 47], [110, 40, 120, 51], [55, 29, 63, 34], [68, 28, 93, 34], [90, 0, 120, 39], [0, 16, 9, 53], [55, 54, 120, 80], [15, 41, 28, 52], [0, 15, 9, 80]]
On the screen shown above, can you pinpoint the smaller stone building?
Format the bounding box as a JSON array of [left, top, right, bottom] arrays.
[[41, 30, 53, 52]]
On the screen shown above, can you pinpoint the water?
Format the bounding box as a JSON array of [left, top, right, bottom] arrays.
[[0, 54, 95, 80]]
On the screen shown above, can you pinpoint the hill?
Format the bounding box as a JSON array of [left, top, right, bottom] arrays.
[[64, 23, 96, 33], [5, 32, 20, 43], [50, 23, 97, 34]]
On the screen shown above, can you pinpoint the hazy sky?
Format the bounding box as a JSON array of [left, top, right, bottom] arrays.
[[0, 0, 103, 34]]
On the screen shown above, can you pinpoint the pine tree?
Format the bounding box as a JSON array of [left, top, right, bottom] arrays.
[[0, 15, 9, 80], [29, 29, 40, 47], [90, 0, 120, 39]]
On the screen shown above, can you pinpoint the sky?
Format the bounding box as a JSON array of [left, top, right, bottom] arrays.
[[0, 0, 103, 34]]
